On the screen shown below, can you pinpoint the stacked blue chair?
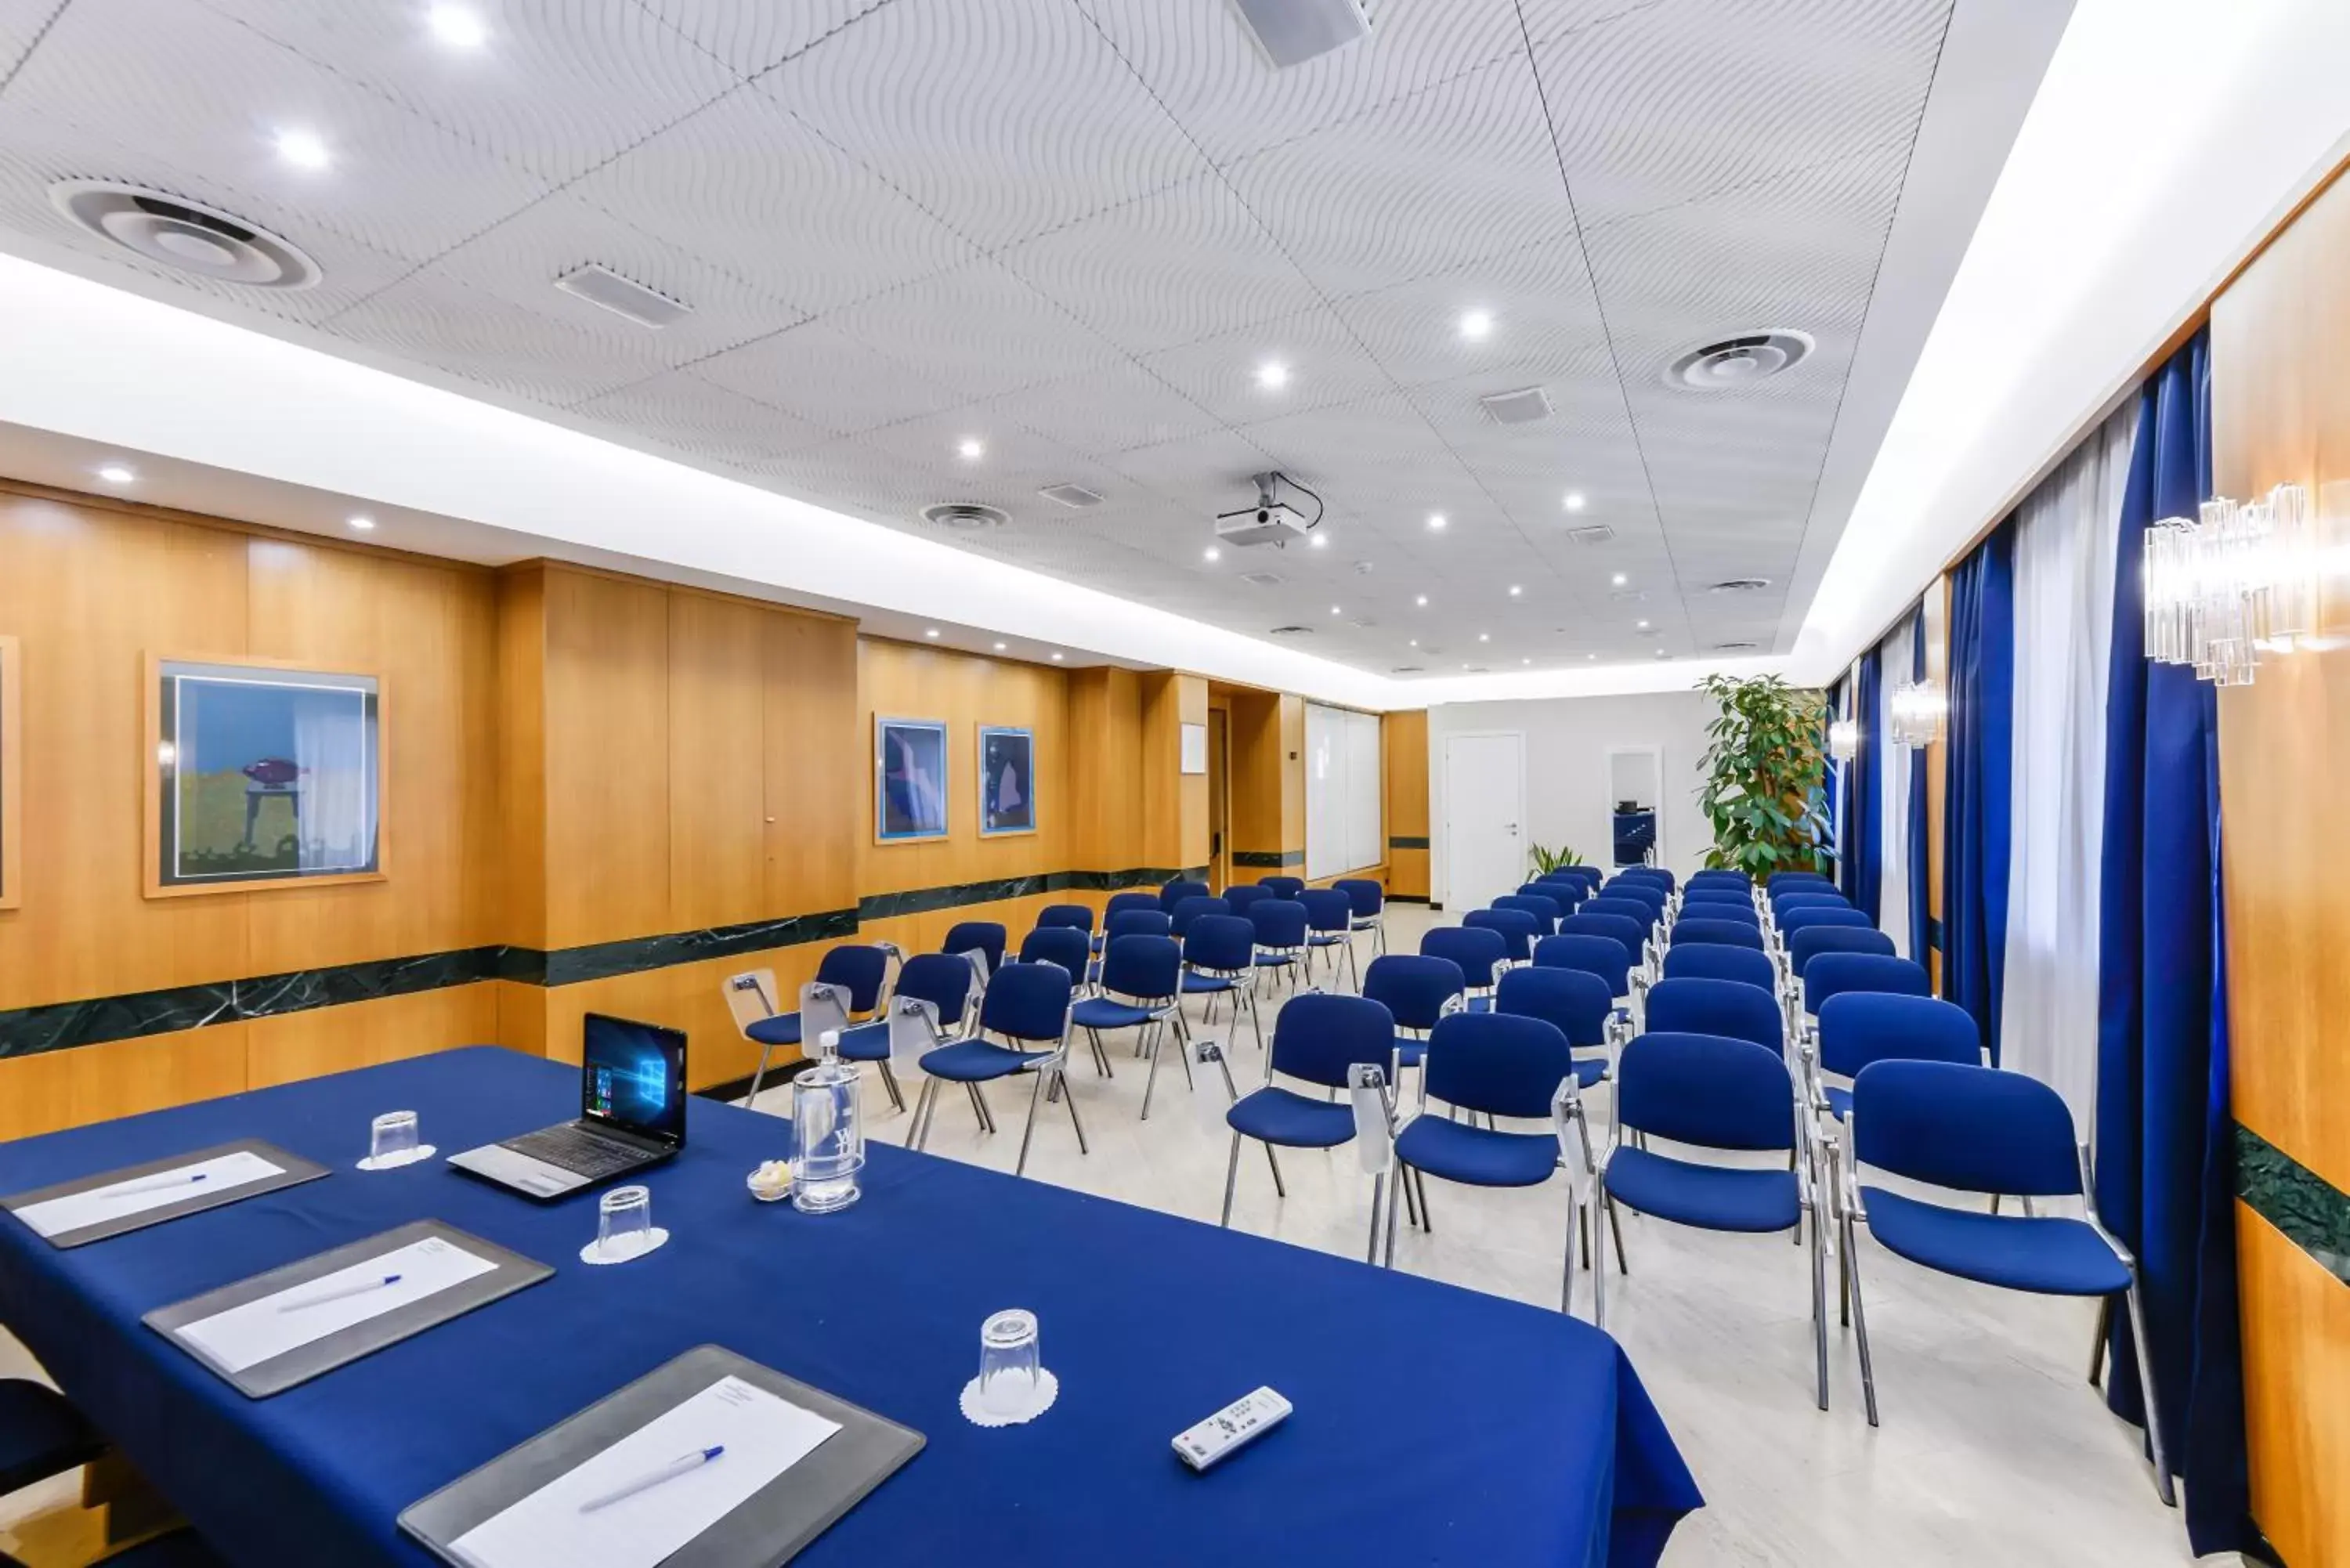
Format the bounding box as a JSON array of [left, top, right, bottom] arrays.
[[942, 920, 1009, 977], [1809, 992, 1976, 1123], [1224, 883, 1273, 918], [1421, 925, 1507, 1010], [1840, 1060, 2176, 1505], [1496, 892, 1563, 935], [1076, 934, 1190, 1118], [1220, 992, 1397, 1238], [1464, 907, 1540, 966], [1332, 876, 1387, 954], [1534, 933, 1635, 1009], [1182, 913, 1265, 1049], [1362, 953, 1463, 1080], [909, 959, 1084, 1176], [1249, 898, 1311, 994], [1159, 878, 1210, 914], [1299, 887, 1359, 988], [1258, 875, 1306, 900]]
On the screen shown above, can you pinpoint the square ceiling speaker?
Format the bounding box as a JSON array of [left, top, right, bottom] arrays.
[[1231, 0, 1372, 68], [1478, 386, 1553, 425]]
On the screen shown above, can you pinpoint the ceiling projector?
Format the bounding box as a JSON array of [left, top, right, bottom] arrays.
[[1215, 471, 1321, 548]]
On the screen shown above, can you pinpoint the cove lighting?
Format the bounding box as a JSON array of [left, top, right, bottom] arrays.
[[274, 128, 331, 171], [924, 627, 940, 639], [347, 515, 376, 531], [96, 462, 136, 485]]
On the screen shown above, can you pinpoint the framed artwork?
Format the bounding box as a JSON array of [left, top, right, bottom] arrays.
[[144, 655, 385, 898], [978, 725, 1036, 836], [1180, 721, 1208, 775], [875, 716, 949, 843], [0, 636, 18, 911]]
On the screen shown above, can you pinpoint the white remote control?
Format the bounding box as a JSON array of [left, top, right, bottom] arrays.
[[1173, 1386, 1292, 1471]]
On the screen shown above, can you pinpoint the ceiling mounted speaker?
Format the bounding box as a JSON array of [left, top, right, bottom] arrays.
[[1239, 571, 1283, 587], [50, 180, 319, 289], [1477, 386, 1553, 425], [1561, 524, 1615, 545], [920, 503, 1009, 531], [554, 264, 691, 328], [1037, 483, 1102, 508], [1665, 331, 1813, 391], [1230, 0, 1372, 68]]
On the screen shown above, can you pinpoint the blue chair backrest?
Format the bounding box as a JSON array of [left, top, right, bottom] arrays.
[[1683, 883, 1755, 905], [1559, 912, 1647, 961], [815, 945, 890, 1012], [1269, 992, 1397, 1091], [1363, 954, 1464, 1031], [1250, 898, 1309, 948], [940, 922, 1007, 974], [1645, 976, 1782, 1053], [1098, 934, 1180, 1003], [1332, 877, 1384, 917], [1661, 944, 1777, 992], [1688, 869, 1753, 890], [1676, 897, 1759, 925], [1788, 926, 1896, 979], [1817, 993, 1979, 1082], [1769, 870, 1835, 891], [1425, 1012, 1578, 1120], [1582, 896, 1656, 930], [1038, 903, 1095, 934], [1601, 883, 1665, 917], [1563, 865, 1605, 891], [1170, 895, 1231, 937], [1160, 879, 1211, 913], [1106, 890, 1159, 923], [1618, 1032, 1795, 1151], [1464, 908, 1538, 963], [1615, 867, 1676, 893], [1513, 883, 1567, 914], [1779, 905, 1874, 936], [1019, 924, 1090, 977], [1224, 884, 1273, 916], [1668, 918, 1766, 952], [1803, 953, 1929, 1014], [1105, 909, 1173, 942], [1495, 965, 1609, 1048], [1533, 933, 1632, 998], [1852, 1060, 2081, 1196], [1258, 876, 1306, 901], [1184, 913, 1257, 973], [1299, 887, 1353, 934], [978, 960, 1071, 1044], [895, 952, 974, 1029], [1421, 925, 1507, 989], [1493, 894, 1560, 934], [1770, 889, 1850, 915], [1534, 870, 1589, 896]]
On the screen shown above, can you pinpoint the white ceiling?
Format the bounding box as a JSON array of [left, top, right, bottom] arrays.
[[0, 0, 2048, 681]]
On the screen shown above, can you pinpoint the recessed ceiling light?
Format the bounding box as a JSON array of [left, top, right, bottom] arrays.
[[956, 436, 985, 461], [1415, 594, 1428, 607], [924, 627, 941, 639], [1050, 651, 1065, 662], [1521, 657, 1531, 666], [1563, 491, 1587, 512], [1478, 632, 1490, 643], [1329, 605, 1341, 616], [427, 2, 488, 48], [1203, 546, 1221, 562], [1587, 653, 1598, 660], [1426, 512, 1447, 531], [274, 128, 331, 171], [1255, 359, 1289, 391], [1459, 309, 1494, 342], [1655, 649, 1670, 659], [992, 641, 1007, 652], [1508, 584, 1522, 597], [1308, 533, 1328, 549], [96, 463, 135, 485], [347, 515, 376, 531], [1611, 573, 1628, 587], [1636, 619, 1651, 630], [1408, 639, 1418, 648]]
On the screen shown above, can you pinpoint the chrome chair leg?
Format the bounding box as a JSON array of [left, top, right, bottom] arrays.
[[1061, 1065, 1089, 1155], [876, 1062, 906, 1114], [1172, 1014, 1196, 1091], [1220, 1130, 1244, 1227], [1365, 1173, 1385, 1266], [1383, 1162, 1405, 1266], [911, 1078, 938, 1150], [747, 1042, 776, 1108], [1560, 1193, 1579, 1315], [1014, 1068, 1048, 1177], [1593, 1187, 1611, 1328], [2088, 1295, 2113, 1387], [1607, 1187, 1629, 1272], [1807, 1196, 1830, 1411], [2122, 1274, 2178, 1506], [1413, 1166, 1433, 1232], [1399, 1158, 1421, 1228], [1264, 1143, 1287, 1198], [1141, 1028, 1166, 1121], [1845, 1209, 1879, 1426], [965, 1081, 996, 1135]]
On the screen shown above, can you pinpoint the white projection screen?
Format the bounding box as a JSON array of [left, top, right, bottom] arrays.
[[1305, 703, 1383, 880]]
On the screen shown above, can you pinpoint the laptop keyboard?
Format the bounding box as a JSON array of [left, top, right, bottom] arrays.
[[504, 1124, 646, 1180]]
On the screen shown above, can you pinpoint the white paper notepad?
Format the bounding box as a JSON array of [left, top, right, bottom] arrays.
[[447, 1376, 843, 1568], [13, 1149, 287, 1239], [175, 1234, 497, 1374]]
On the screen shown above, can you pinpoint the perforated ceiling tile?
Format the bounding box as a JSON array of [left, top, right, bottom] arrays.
[[765, 0, 1210, 253], [194, 0, 738, 184], [1104, 426, 1278, 505], [326, 266, 669, 407], [570, 367, 832, 468], [981, 362, 1222, 460], [0, 0, 61, 80], [1330, 235, 1607, 388], [4, 0, 552, 262], [1140, 305, 1397, 428], [640, 0, 885, 78], [687, 317, 968, 436], [819, 258, 1125, 403]]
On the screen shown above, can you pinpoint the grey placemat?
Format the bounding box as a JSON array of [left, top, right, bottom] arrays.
[[1, 1138, 330, 1249]]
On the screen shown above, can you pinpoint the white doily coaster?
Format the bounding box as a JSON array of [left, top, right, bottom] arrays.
[[356, 1145, 436, 1172], [579, 1227, 670, 1266], [960, 1369, 1060, 1428]]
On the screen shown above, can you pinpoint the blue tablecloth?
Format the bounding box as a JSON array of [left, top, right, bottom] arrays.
[[0, 1048, 1700, 1566]]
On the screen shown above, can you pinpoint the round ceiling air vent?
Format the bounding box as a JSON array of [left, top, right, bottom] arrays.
[[1712, 641, 1761, 652], [1708, 577, 1773, 594], [1266, 625, 1315, 637], [1665, 331, 1813, 391], [1390, 665, 1425, 674], [50, 180, 320, 288], [920, 502, 1009, 531]]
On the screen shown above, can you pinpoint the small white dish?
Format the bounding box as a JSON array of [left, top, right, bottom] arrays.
[[960, 1369, 1060, 1428], [579, 1227, 669, 1266], [356, 1145, 436, 1172]]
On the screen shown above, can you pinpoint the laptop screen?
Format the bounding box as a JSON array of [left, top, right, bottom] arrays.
[[580, 1013, 687, 1147]]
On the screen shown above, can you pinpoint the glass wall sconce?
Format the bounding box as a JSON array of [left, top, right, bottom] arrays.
[[2144, 482, 2312, 686]]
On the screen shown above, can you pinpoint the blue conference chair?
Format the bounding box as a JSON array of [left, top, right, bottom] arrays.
[[1534, 932, 1634, 1005], [1644, 976, 1783, 1056], [1534, 871, 1593, 906], [1841, 1060, 2175, 1505], [1584, 895, 1659, 936], [1598, 1031, 1827, 1406], [1362, 953, 1463, 1078], [729, 943, 894, 1104], [1509, 886, 1568, 924], [1787, 926, 1896, 985], [1676, 894, 1760, 924], [1160, 878, 1211, 913], [1105, 890, 1159, 924], [1182, 913, 1266, 1050], [1600, 884, 1666, 924], [1464, 907, 1540, 966], [1258, 875, 1306, 901], [1616, 866, 1675, 892], [1777, 905, 1874, 938], [1299, 887, 1358, 988], [1104, 908, 1171, 944], [1169, 894, 1230, 939], [1421, 925, 1506, 1010], [1808, 992, 1977, 1123], [942, 921, 1008, 978], [1661, 943, 1777, 993], [1690, 868, 1754, 888], [1770, 869, 1835, 891], [1019, 923, 1091, 978], [1668, 917, 1766, 952], [1220, 992, 1397, 1239], [1224, 883, 1273, 918], [0, 1378, 104, 1500], [1332, 876, 1387, 954], [1495, 893, 1562, 935], [1037, 903, 1094, 936], [1394, 1013, 1593, 1310], [1802, 953, 1929, 1020], [840, 950, 978, 1120], [1770, 889, 1851, 919], [1558, 912, 1650, 987], [1249, 898, 1311, 993], [1076, 934, 1190, 1119], [909, 959, 1083, 1176], [1495, 964, 1621, 1093]]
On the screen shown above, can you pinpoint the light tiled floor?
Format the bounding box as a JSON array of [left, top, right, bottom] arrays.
[[0, 905, 2227, 1566]]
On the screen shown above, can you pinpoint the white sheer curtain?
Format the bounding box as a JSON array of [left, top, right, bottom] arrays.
[[2000, 403, 2135, 1126], [1876, 617, 1912, 959], [293, 688, 371, 872]]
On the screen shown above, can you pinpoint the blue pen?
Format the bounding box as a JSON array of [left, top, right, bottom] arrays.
[[577, 1446, 727, 1513], [277, 1274, 403, 1312], [107, 1171, 209, 1198]]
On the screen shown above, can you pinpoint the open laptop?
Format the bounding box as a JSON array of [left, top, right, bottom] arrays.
[[449, 1013, 686, 1200]]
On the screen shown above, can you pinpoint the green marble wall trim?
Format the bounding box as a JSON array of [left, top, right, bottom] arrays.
[[1233, 849, 1306, 868], [1387, 836, 1430, 851], [2235, 1123, 2350, 1284]]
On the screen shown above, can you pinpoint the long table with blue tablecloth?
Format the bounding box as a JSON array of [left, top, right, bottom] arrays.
[[0, 1046, 1700, 1566]]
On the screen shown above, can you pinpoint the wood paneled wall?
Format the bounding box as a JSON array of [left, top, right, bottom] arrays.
[[2208, 166, 2350, 1568], [1224, 685, 1303, 867], [1383, 709, 1430, 898]]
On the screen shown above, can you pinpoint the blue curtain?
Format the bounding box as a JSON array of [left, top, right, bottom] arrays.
[[1824, 675, 1846, 873], [1842, 648, 1882, 920], [2094, 331, 2250, 1555], [1907, 612, 1932, 956], [1941, 522, 2014, 1060]]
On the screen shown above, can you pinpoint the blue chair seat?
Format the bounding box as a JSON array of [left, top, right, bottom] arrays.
[[1605, 1146, 1799, 1233], [1226, 1086, 1357, 1148], [917, 1040, 1049, 1083], [836, 1021, 892, 1062], [1392, 1037, 1427, 1069], [744, 1013, 801, 1047], [0, 1379, 104, 1494], [1465, 994, 1494, 1013], [1861, 1187, 2130, 1295], [1072, 998, 1159, 1030], [1396, 1116, 1558, 1187], [1254, 952, 1298, 968], [1824, 1084, 1853, 1122], [1183, 972, 1238, 995], [1307, 932, 1347, 948], [1570, 1057, 1608, 1089]]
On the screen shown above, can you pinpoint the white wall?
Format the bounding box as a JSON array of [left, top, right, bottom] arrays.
[[1426, 692, 1716, 906]]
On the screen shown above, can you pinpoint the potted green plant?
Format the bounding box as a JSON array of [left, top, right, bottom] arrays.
[[1695, 674, 1832, 878], [1528, 844, 1585, 876]]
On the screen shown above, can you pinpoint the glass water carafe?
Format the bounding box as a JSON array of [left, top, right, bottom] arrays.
[[790, 1031, 864, 1213]]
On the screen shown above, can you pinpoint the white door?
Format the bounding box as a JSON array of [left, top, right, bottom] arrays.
[[1444, 732, 1524, 913]]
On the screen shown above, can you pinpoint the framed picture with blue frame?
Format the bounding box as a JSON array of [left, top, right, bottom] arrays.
[[978, 724, 1036, 837], [875, 715, 950, 844]]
